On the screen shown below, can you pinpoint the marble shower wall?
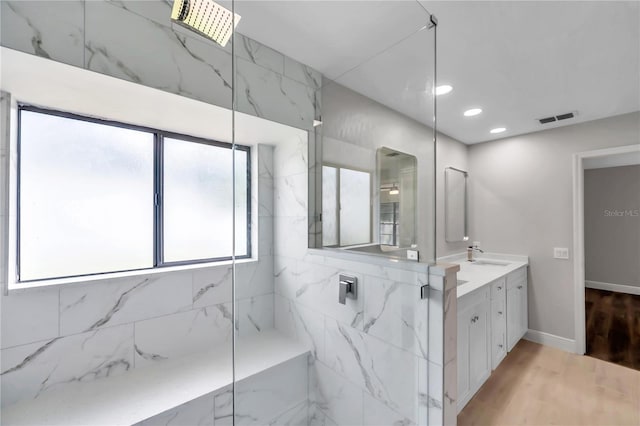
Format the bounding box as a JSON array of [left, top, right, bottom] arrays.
[[273, 136, 436, 425], [0, 0, 322, 417], [0, 0, 321, 131]]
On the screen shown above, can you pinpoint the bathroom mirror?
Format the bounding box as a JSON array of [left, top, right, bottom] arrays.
[[378, 147, 418, 249], [444, 167, 469, 242]]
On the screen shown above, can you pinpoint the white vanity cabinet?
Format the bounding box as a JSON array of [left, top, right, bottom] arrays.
[[457, 286, 491, 413], [506, 267, 528, 351], [456, 262, 528, 413]]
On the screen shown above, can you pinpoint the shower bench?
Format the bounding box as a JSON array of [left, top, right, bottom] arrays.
[[1, 330, 310, 425]]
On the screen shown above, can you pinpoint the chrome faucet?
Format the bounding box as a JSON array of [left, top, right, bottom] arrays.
[[467, 246, 484, 262]]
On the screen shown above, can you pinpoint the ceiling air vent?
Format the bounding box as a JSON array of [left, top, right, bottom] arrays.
[[556, 112, 574, 121], [538, 111, 576, 125], [539, 116, 556, 124]]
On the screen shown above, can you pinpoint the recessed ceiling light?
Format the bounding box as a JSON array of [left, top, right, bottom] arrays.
[[435, 85, 453, 96], [490, 127, 506, 134], [464, 108, 482, 117]]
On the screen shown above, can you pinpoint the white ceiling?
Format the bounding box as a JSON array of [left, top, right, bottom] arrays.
[[234, 1, 640, 144]]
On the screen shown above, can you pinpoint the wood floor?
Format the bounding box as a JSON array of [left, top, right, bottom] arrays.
[[458, 340, 640, 426], [585, 288, 640, 370]]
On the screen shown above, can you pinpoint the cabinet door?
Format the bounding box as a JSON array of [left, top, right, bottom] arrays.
[[518, 281, 528, 340], [469, 302, 491, 393], [457, 307, 471, 409], [507, 288, 519, 351]]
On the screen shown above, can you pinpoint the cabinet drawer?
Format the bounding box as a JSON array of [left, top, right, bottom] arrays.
[[506, 267, 527, 290], [491, 277, 506, 300]]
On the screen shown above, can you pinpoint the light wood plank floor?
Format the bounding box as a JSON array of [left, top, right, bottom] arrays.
[[458, 339, 640, 426]]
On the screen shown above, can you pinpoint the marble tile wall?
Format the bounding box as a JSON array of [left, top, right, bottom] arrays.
[[0, 0, 321, 132], [0, 145, 276, 414], [272, 133, 438, 425]]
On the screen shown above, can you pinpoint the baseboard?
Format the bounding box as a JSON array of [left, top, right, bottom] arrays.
[[524, 329, 577, 353], [585, 280, 640, 296]]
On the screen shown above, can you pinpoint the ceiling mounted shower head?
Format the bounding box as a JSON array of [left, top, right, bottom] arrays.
[[171, 0, 241, 47]]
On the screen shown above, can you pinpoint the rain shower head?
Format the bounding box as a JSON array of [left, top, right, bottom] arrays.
[[171, 0, 241, 47]]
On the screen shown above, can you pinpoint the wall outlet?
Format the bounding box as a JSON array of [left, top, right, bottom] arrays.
[[553, 247, 569, 259], [473, 241, 481, 250], [407, 250, 419, 261]]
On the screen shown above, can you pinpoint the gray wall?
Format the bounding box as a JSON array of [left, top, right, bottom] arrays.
[[468, 111, 640, 340], [584, 165, 640, 287], [436, 135, 470, 257]]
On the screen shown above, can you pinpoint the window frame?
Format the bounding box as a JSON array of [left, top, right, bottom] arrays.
[[16, 104, 251, 283]]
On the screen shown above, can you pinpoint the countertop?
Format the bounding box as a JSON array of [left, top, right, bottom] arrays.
[[437, 253, 529, 298]]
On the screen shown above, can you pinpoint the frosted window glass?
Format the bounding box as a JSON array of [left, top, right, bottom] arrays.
[[322, 166, 338, 246], [163, 138, 248, 262], [339, 168, 371, 246], [19, 110, 154, 281]]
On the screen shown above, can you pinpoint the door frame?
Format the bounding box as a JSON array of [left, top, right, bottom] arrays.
[[572, 144, 640, 354]]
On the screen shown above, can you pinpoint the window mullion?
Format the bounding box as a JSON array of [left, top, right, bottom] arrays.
[[154, 133, 164, 267]]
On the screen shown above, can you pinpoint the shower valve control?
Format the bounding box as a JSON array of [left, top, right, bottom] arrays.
[[338, 275, 357, 305]]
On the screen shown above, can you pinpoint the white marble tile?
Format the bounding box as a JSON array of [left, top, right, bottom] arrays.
[[258, 177, 275, 218], [273, 133, 308, 179], [236, 294, 274, 337], [258, 144, 274, 181], [236, 58, 315, 130], [1, 287, 59, 349], [85, 1, 233, 110], [275, 173, 308, 218], [235, 257, 273, 300], [313, 362, 363, 426], [133, 304, 232, 367], [274, 216, 308, 261], [426, 360, 443, 426], [0, 324, 134, 407], [277, 261, 363, 328], [59, 272, 193, 335], [0, 0, 84, 67], [214, 355, 308, 425], [136, 392, 215, 426], [193, 266, 233, 308], [274, 294, 325, 360], [284, 56, 322, 90], [258, 217, 274, 257], [363, 392, 416, 426], [443, 358, 457, 426], [267, 400, 308, 426], [322, 320, 421, 422], [308, 403, 338, 426], [104, 0, 173, 29], [363, 275, 428, 359], [236, 35, 285, 75]]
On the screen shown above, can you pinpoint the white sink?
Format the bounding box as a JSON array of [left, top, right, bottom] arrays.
[[468, 259, 510, 266]]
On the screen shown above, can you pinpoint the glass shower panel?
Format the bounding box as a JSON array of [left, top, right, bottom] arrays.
[[232, 1, 436, 425], [0, 1, 234, 424]]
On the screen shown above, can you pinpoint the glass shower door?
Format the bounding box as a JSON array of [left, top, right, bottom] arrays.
[[230, 1, 437, 425]]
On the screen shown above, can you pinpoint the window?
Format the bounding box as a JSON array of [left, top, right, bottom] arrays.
[[322, 165, 371, 247], [17, 105, 250, 282]]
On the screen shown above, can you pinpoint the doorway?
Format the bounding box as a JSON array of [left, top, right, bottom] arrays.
[[573, 144, 640, 369]]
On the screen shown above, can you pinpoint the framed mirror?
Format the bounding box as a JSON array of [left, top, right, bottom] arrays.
[[445, 167, 469, 242]]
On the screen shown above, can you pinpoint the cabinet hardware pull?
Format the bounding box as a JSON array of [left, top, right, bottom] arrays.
[[517, 285, 523, 289], [498, 344, 503, 348], [497, 286, 502, 290], [498, 311, 503, 315]]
